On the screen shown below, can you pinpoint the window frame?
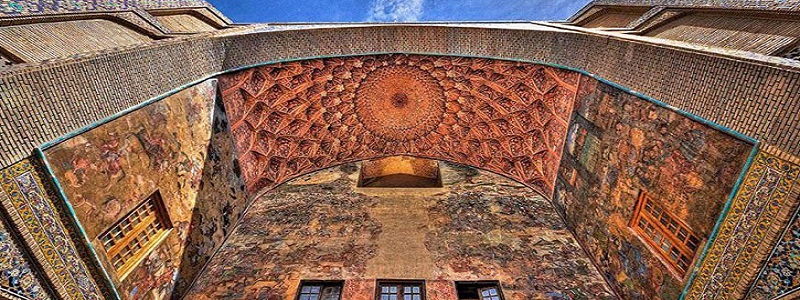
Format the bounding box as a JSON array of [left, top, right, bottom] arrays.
[[629, 190, 702, 278], [294, 280, 344, 300], [455, 281, 505, 300], [98, 191, 173, 280], [375, 280, 426, 300]]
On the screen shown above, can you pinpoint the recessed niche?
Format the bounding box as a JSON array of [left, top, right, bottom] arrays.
[[357, 156, 442, 188]]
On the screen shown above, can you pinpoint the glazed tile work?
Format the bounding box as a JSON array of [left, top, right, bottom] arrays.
[[43, 79, 248, 300], [0, 159, 107, 300], [218, 54, 579, 197], [749, 191, 800, 299], [0, 211, 51, 300], [185, 162, 614, 299], [554, 76, 753, 299], [0, 0, 210, 16], [688, 152, 800, 300]]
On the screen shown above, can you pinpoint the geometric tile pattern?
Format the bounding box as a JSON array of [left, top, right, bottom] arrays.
[[748, 204, 800, 299], [0, 160, 106, 300], [0, 209, 52, 300], [686, 151, 800, 299], [219, 54, 579, 197], [0, 0, 209, 17]]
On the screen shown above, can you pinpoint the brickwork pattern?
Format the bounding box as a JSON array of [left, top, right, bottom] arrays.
[[154, 13, 215, 33], [0, 18, 153, 62], [0, 25, 798, 174], [643, 13, 800, 55], [576, 0, 800, 14]]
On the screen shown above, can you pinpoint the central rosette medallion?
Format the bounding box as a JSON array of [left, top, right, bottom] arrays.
[[354, 65, 446, 141]]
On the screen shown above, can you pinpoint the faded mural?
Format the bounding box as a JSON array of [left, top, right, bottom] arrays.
[[185, 162, 614, 299], [43, 79, 248, 300], [219, 54, 578, 197], [554, 77, 753, 299]]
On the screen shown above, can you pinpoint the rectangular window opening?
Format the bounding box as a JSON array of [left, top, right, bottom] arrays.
[[296, 280, 343, 300], [629, 190, 701, 277], [98, 190, 172, 280], [376, 280, 425, 300], [455, 281, 504, 300]]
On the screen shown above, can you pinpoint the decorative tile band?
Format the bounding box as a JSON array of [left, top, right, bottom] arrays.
[[685, 151, 800, 299], [747, 200, 800, 299], [0, 0, 210, 17], [0, 205, 53, 300], [0, 159, 106, 300]]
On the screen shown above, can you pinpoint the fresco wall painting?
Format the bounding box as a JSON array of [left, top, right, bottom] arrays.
[[554, 76, 753, 299], [42, 79, 248, 300]]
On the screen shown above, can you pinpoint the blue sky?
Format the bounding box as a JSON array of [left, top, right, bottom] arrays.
[[207, 0, 592, 23]]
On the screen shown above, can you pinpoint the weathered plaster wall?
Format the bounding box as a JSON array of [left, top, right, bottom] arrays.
[[553, 77, 753, 299], [0, 210, 52, 300], [218, 54, 578, 197], [185, 162, 614, 299], [43, 79, 248, 300]]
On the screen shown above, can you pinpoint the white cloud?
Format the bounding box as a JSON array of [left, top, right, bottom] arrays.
[[367, 0, 424, 22]]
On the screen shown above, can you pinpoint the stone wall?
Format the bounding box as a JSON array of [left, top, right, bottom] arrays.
[[554, 76, 753, 299]]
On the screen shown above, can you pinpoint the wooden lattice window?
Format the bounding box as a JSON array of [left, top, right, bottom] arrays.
[[376, 281, 424, 300], [295, 280, 343, 300], [99, 191, 172, 279], [630, 191, 701, 276]]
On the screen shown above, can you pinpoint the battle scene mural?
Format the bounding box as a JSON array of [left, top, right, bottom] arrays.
[[184, 161, 614, 299], [218, 54, 579, 197], [554, 76, 754, 299], [43, 79, 249, 300]]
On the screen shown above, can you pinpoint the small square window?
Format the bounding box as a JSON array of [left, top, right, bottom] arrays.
[[455, 281, 504, 300], [296, 280, 343, 300], [376, 280, 424, 300]]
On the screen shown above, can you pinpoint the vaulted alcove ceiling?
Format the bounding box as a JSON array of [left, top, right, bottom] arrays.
[[220, 54, 577, 197]]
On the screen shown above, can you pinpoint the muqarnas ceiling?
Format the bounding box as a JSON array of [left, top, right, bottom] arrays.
[[219, 54, 578, 196]]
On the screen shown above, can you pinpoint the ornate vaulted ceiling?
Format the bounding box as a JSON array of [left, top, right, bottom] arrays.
[[220, 54, 578, 197]]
